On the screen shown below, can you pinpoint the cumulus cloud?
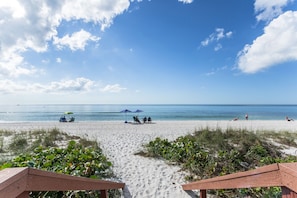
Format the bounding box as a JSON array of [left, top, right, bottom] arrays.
[[237, 11, 297, 73], [100, 84, 127, 93], [254, 0, 293, 22], [61, 0, 130, 31], [201, 28, 233, 51], [0, 78, 95, 94], [0, 0, 130, 78], [0, 78, 128, 95], [53, 29, 100, 51], [0, 0, 25, 18], [0, 51, 38, 77], [178, 0, 194, 4], [45, 78, 95, 93]]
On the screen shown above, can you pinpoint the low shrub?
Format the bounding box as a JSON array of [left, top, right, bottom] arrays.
[[141, 128, 297, 197], [1, 140, 118, 197], [0, 128, 121, 198], [9, 137, 28, 154]]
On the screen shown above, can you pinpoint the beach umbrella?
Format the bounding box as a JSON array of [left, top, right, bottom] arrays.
[[120, 109, 132, 123], [134, 109, 144, 122], [134, 109, 143, 116], [120, 109, 132, 113]]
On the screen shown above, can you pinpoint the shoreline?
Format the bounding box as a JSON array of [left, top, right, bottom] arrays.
[[0, 120, 297, 132], [1, 120, 297, 197]]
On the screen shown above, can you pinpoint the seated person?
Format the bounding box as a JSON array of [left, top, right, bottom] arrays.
[[143, 116, 147, 123], [133, 116, 141, 124], [286, 116, 294, 121], [59, 116, 67, 122], [148, 117, 152, 123], [232, 117, 239, 121]]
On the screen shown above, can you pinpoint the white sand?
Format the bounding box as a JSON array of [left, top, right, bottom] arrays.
[[1, 120, 297, 198]]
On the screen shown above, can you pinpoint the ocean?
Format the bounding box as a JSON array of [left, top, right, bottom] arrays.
[[0, 104, 296, 122]]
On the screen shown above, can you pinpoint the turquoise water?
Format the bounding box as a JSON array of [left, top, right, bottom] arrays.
[[0, 104, 296, 122]]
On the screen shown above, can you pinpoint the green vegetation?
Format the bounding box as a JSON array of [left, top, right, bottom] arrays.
[[0, 128, 93, 160], [0, 130, 13, 153], [0, 128, 120, 198], [139, 128, 297, 197]]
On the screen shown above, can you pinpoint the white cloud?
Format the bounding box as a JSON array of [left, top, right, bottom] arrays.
[[100, 84, 127, 93], [201, 28, 233, 51], [0, 0, 130, 78], [205, 65, 228, 76], [205, 71, 215, 76], [56, 58, 62, 63], [28, 79, 126, 94], [61, 0, 130, 31], [254, 0, 293, 22], [237, 11, 297, 73], [45, 78, 95, 93], [42, 59, 50, 64], [226, 31, 233, 38], [0, 1, 57, 78], [0, 0, 25, 18], [0, 50, 37, 77], [54, 29, 100, 51], [0, 78, 95, 94], [178, 0, 194, 4], [214, 44, 222, 51], [0, 79, 27, 94]]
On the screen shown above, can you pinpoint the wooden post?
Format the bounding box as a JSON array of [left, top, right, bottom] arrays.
[[200, 189, 207, 198], [100, 190, 108, 198], [281, 186, 297, 198], [16, 191, 29, 198]]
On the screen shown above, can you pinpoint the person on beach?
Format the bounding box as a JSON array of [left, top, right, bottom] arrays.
[[245, 114, 248, 120], [232, 117, 239, 121], [143, 116, 147, 123], [286, 116, 294, 121], [134, 116, 141, 124]]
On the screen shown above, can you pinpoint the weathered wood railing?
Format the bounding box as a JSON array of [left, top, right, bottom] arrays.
[[0, 167, 125, 198], [182, 162, 297, 198]]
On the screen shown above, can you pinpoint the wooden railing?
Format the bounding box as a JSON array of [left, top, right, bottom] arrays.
[[0, 167, 125, 198], [182, 162, 297, 198]]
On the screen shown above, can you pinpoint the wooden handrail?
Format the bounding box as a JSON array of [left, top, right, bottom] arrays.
[[182, 162, 297, 198], [0, 167, 125, 198]]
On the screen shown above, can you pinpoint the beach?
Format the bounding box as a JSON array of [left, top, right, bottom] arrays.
[[1, 120, 297, 197]]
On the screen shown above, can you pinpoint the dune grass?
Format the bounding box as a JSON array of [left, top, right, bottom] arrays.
[[0, 128, 120, 198], [139, 128, 297, 197]]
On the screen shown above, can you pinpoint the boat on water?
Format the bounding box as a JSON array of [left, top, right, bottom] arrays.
[[59, 112, 75, 122]]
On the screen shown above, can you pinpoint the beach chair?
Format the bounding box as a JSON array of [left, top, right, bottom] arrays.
[[133, 116, 141, 124]]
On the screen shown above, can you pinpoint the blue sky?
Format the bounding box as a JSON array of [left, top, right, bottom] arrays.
[[0, 0, 297, 104]]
